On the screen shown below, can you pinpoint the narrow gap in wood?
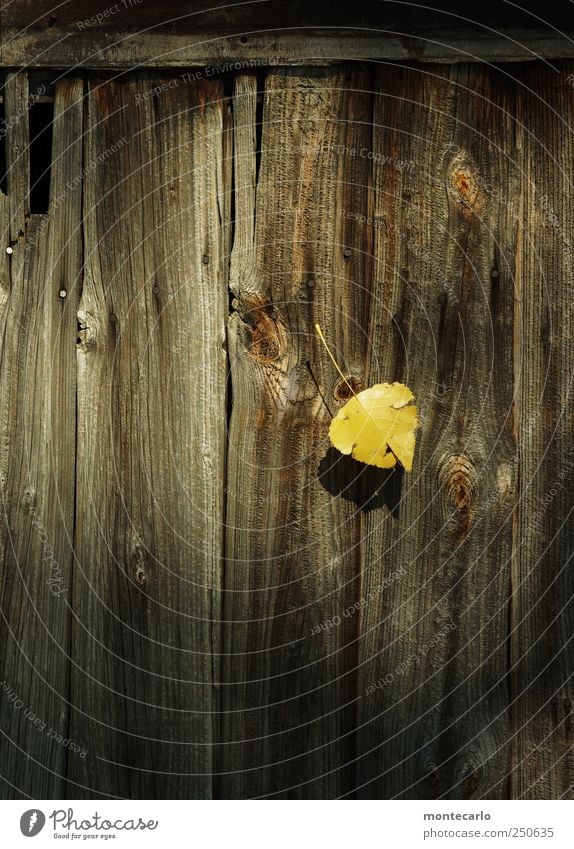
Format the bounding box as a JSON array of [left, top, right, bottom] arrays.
[[254, 71, 265, 190], [509, 73, 525, 800], [29, 100, 53, 213], [0, 71, 55, 104], [67, 77, 86, 799], [218, 72, 237, 801], [223, 73, 236, 321], [0, 99, 6, 196]]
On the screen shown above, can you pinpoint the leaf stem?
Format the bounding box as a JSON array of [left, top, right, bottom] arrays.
[[315, 323, 357, 397]]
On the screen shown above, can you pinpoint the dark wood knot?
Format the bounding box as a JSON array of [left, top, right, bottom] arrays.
[[236, 294, 285, 365], [439, 454, 477, 511], [448, 152, 485, 217], [333, 375, 363, 402], [439, 454, 478, 541], [130, 540, 149, 589]]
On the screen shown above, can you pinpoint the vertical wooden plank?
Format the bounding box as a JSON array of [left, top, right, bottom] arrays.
[[4, 71, 28, 293], [511, 63, 574, 799], [0, 77, 82, 797], [5, 72, 29, 240], [356, 65, 518, 798], [69, 75, 228, 798], [221, 68, 373, 798]]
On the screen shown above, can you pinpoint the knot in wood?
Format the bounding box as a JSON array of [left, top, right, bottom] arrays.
[[237, 294, 284, 364], [130, 541, 148, 588], [439, 454, 477, 511], [333, 375, 363, 402], [22, 489, 35, 514], [448, 151, 485, 217]]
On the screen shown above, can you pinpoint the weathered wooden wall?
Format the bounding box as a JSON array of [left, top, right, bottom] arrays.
[[0, 61, 572, 799], [2, 0, 574, 65]]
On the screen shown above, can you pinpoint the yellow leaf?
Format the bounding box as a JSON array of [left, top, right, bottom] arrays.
[[315, 324, 419, 472], [329, 382, 419, 471]]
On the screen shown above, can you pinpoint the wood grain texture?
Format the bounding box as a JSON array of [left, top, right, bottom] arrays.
[[67, 74, 228, 798], [4, 32, 574, 69], [3, 1, 574, 67], [0, 61, 571, 801], [511, 62, 574, 800], [221, 67, 375, 798], [5, 0, 569, 30], [0, 77, 82, 798], [355, 64, 519, 799]]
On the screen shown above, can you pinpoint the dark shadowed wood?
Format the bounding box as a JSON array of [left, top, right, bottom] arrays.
[[0, 76, 82, 798], [0, 57, 571, 801], [510, 62, 574, 800], [5, 0, 570, 30], [221, 67, 375, 798], [67, 74, 228, 799], [3, 1, 574, 67], [356, 64, 518, 799], [4, 33, 574, 69]]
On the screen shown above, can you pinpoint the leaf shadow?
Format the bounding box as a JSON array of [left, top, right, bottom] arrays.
[[317, 447, 403, 516]]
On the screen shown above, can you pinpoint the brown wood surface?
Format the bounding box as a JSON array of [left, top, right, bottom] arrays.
[[2, 1, 574, 67], [0, 62, 571, 799], [221, 67, 373, 798], [0, 75, 81, 798], [4, 0, 569, 30], [510, 62, 574, 800], [356, 63, 519, 799], [67, 73, 229, 798]]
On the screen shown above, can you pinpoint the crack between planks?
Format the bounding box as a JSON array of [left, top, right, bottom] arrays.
[[508, 77, 524, 801], [216, 78, 237, 801], [65, 75, 87, 799]]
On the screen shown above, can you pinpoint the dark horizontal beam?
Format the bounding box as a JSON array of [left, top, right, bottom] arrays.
[[2, 28, 574, 68], [2, 1, 573, 66]]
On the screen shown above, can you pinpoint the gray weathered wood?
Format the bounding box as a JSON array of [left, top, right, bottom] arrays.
[[0, 76, 82, 798], [221, 68, 375, 798], [68, 74, 228, 798], [355, 63, 519, 799], [3, 30, 574, 68], [510, 62, 574, 800], [0, 59, 571, 801], [3, 0, 574, 66]]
